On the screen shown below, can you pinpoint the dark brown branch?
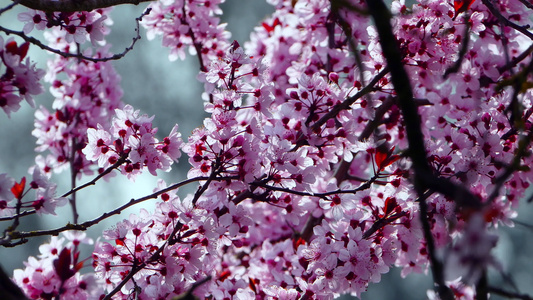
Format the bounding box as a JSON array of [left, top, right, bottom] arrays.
[[254, 171, 379, 199], [488, 286, 533, 300], [61, 154, 129, 199], [0, 7, 150, 62], [0, 176, 236, 246], [16, 0, 153, 12], [476, 270, 489, 300], [364, 1, 455, 299], [498, 44, 533, 74], [101, 242, 166, 300], [173, 276, 212, 300], [0, 1, 18, 15], [482, 0, 533, 41], [444, 13, 471, 78], [362, 211, 407, 239], [0, 210, 35, 222], [487, 123, 533, 204], [290, 63, 388, 151], [103, 172, 218, 299], [517, 0, 533, 10], [0, 154, 128, 224], [359, 96, 395, 141], [300, 215, 324, 243], [182, 4, 207, 72], [312, 67, 389, 133], [0, 265, 28, 300], [191, 157, 222, 205], [325, 11, 336, 74]]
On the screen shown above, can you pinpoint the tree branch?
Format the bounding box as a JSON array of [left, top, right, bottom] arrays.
[[488, 286, 533, 300], [0, 1, 18, 16], [498, 44, 533, 74], [444, 13, 471, 78], [0, 176, 237, 246], [0, 7, 150, 62], [15, 0, 153, 12], [363, 1, 467, 298], [482, 0, 533, 41]]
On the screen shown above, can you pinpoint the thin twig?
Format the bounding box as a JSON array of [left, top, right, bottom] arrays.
[[443, 13, 471, 78], [291, 67, 389, 150], [498, 44, 533, 74], [0, 176, 236, 246], [254, 172, 379, 199], [61, 153, 129, 198], [517, 0, 533, 10], [0, 7, 151, 63], [0, 1, 18, 15], [488, 286, 533, 300]]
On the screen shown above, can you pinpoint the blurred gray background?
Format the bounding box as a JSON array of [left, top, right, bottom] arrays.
[[1, 1, 533, 299]]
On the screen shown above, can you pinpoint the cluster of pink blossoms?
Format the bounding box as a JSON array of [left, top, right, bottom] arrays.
[[28, 8, 122, 177], [141, 0, 230, 64], [0, 37, 44, 117], [13, 232, 102, 300], [3, 0, 533, 299], [18, 9, 110, 46], [83, 105, 183, 179], [0, 167, 67, 217]]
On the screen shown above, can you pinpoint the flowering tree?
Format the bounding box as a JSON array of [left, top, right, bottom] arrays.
[[1, 0, 533, 298]]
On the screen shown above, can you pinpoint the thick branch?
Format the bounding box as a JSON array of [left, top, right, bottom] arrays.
[[364, 1, 460, 299], [0, 265, 28, 300], [16, 0, 153, 12]]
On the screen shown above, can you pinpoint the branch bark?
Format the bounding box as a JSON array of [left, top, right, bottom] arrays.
[[15, 0, 154, 12], [363, 1, 476, 299]]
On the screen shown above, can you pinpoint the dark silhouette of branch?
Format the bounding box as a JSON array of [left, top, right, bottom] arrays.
[[444, 13, 471, 78], [0, 154, 128, 224], [0, 7, 151, 62], [517, 0, 533, 10], [172, 276, 211, 300], [0, 1, 18, 15], [254, 172, 379, 199], [482, 0, 533, 41], [362, 211, 407, 239], [311, 67, 389, 133], [364, 0, 479, 298], [291, 66, 390, 151], [476, 270, 489, 300], [300, 214, 324, 243], [102, 170, 221, 299], [488, 286, 533, 300], [101, 241, 166, 300], [0, 176, 237, 246], [69, 138, 79, 223], [0, 265, 28, 300], [487, 129, 533, 204], [61, 153, 129, 199], [0, 210, 35, 222], [498, 44, 533, 74], [325, 11, 336, 74], [16, 0, 153, 12]]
